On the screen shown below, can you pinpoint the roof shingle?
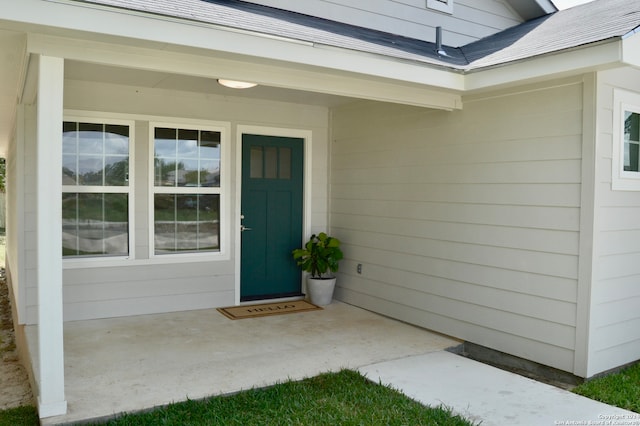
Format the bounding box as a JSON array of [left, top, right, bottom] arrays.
[[72, 0, 640, 70]]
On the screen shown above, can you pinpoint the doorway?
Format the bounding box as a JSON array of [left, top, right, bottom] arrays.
[[240, 134, 304, 301]]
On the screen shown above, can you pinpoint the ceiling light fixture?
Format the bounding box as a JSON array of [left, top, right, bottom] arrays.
[[217, 79, 258, 89]]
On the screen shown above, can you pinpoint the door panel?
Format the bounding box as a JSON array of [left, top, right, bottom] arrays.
[[241, 134, 304, 301]]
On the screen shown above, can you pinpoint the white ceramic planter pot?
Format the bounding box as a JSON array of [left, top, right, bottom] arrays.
[[307, 277, 336, 306]]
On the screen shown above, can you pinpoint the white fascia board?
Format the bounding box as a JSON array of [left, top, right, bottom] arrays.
[[4, 0, 463, 109], [622, 31, 640, 68], [465, 41, 622, 92], [535, 0, 557, 13], [27, 33, 463, 110]]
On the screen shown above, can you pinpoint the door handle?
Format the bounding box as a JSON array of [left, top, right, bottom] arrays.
[[241, 225, 252, 232]]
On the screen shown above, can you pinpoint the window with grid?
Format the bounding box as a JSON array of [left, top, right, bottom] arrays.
[[613, 89, 640, 190], [152, 125, 222, 255], [62, 120, 131, 257], [624, 111, 640, 172]]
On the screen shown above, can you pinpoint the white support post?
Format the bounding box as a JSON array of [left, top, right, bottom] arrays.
[[36, 55, 67, 418]]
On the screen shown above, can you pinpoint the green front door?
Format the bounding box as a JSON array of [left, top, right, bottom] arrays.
[[240, 134, 304, 301]]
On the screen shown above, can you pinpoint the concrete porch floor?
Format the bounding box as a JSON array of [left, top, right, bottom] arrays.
[[26, 301, 459, 424]]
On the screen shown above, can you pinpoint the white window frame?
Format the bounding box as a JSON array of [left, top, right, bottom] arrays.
[[148, 120, 230, 260], [427, 0, 453, 14], [62, 114, 136, 264], [612, 89, 640, 190]]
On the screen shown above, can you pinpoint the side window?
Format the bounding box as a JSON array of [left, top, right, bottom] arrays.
[[151, 125, 223, 255], [624, 111, 640, 172], [62, 120, 132, 257], [613, 89, 640, 190], [427, 0, 453, 14]]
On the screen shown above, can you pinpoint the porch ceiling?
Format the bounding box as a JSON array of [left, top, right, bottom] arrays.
[[64, 60, 357, 108]]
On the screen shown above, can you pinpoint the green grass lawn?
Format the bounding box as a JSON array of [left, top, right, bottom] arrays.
[[3, 364, 640, 425], [572, 362, 640, 413], [0, 370, 473, 426], [0, 406, 38, 426]]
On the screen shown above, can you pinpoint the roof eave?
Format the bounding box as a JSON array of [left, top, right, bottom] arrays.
[[465, 38, 623, 92], [622, 30, 640, 68], [506, 0, 557, 20]]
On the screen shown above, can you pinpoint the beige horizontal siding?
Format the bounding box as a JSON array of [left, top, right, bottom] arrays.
[[330, 79, 583, 372], [332, 213, 579, 254], [337, 286, 577, 372], [22, 79, 330, 323], [244, 0, 523, 46], [589, 67, 640, 375]]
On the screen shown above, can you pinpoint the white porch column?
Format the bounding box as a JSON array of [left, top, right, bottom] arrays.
[[36, 55, 67, 418]]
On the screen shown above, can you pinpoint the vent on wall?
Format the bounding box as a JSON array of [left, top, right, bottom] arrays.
[[427, 0, 453, 14]]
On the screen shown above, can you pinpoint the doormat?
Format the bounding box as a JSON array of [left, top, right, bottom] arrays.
[[217, 300, 322, 320]]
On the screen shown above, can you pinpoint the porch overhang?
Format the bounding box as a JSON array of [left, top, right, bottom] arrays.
[[0, 0, 464, 115], [3, 0, 640, 155], [24, 33, 463, 112]]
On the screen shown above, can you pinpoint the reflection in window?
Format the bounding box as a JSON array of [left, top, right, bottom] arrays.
[[154, 127, 220, 187], [624, 111, 640, 172], [154, 194, 220, 253], [63, 122, 129, 186], [153, 125, 223, 255], [62, 193, 129, 256], [62, 120, 131, 258]]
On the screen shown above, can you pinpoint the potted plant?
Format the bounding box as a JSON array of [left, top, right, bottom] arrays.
[[292, 232, 344, 306]]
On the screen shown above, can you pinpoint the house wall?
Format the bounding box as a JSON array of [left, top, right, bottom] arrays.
[[21, 79, 330, 323], [244, 0, 523, 47], [5, 104, 34, 324], [589, 67, 640, 376], [330, 77, 584, 374]]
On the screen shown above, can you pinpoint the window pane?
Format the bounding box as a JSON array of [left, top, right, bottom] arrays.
[[154, 194, 176, 253], [624, 111, 640, 172], [265, 146, 278, 179], [155, 128, 220, 188], [197, 195, 220, 251], [62, 193, 79, 256], [155, 128, 177, 157], [78, 155, 104, 185], [178, 129, 198, 157], [62, 121, 80, 184], [62, 193, 128, 257], [63, 154, 77, 185], [200, 159, 220, 187], [280, 147, 291, 179], [250, 146, 263, 178], [626, 111, 640, 141], [104, 156, 129, 186], [200, 131, 220, 159], [104, 125, 129, 155], [179, 159, 199, 187], [200, 131, 221, 187], [155, 159, 177, 186], [154, 194, 220, 254], [78, 123, 104, 155], [627, 142, 640, 172], [62, 122, 77, 154], [153, 125, 223, 256], [64, 121, 130, 187]]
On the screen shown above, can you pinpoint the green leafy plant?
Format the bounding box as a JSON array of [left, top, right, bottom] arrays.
[[292, 232, 343, 278]]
